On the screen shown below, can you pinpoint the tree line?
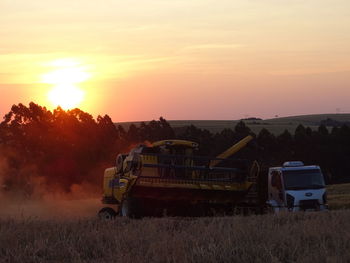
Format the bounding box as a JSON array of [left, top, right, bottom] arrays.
[[0, 102, 349, 196]]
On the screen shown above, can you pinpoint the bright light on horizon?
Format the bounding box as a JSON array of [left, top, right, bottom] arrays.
[[47, 84, 85, 110], [42, 67, 90, 85], [41, 58, 91, 110]]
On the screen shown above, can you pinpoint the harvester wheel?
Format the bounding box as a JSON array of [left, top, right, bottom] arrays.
[[120, 196, 142, 218], [98, 207, 117, 220]]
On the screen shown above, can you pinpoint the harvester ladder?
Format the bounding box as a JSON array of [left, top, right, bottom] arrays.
[[245, 161, 260, 203]]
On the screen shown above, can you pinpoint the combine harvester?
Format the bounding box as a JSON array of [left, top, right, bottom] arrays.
[[99, 136, 328, 218]]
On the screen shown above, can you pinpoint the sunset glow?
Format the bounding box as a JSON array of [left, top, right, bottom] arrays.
[[41, 59, 90, 110], [47, 84, 85, 110], [0, 1, 350, 120]]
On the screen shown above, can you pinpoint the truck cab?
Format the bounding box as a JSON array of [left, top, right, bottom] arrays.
[[267, 161, 328, 212]]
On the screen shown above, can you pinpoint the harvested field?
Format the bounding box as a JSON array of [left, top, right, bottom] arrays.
[[327, 183, 350, 210], [1, 211, 350, 263]]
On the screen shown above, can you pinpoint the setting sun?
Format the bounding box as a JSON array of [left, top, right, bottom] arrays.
[[47, 84, 85, 110], [41, 59, 91, 110]]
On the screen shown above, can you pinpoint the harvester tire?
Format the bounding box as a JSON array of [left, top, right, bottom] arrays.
[[98, 207, 117, 220], [120, 196, 142, 218]]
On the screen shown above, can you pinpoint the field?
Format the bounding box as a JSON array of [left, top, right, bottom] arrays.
[[1, 211, 350, 262], [118, 113, 350, 135], [0, 183, 349, 262], [327, 183, 350, 210]]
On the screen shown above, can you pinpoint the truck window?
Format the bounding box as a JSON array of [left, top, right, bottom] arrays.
[[283, 169, 325, 190]]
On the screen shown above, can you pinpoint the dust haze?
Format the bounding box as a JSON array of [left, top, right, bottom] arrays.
[[0, 156, 102, 220]]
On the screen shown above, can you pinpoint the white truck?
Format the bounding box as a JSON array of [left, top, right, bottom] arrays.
[[267, 161, 328, 212]]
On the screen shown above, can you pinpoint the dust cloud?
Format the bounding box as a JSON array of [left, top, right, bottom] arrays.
[[0, 157, 104, 220], [0, 197, 101, 220]]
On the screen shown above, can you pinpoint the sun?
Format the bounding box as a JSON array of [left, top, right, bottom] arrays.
[[41, 59, 91, 110], [47, 84, 85, 110]]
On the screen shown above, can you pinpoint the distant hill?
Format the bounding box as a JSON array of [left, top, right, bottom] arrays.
[[265, 114, 350, 125], [115, 113, 350, 135]]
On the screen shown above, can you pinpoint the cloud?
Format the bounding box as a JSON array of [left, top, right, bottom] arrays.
[[182, 44, 243, 51]]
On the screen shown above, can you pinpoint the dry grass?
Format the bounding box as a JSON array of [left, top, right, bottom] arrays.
[[0, 183, 349, 262], [327, 183, 350, 210], [1, 211, 350, 263]]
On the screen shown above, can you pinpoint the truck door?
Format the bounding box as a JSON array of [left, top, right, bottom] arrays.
[[270, 170, 285, 207]]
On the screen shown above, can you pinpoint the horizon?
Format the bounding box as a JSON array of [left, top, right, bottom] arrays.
[[2, 101, 350, 124], [1, 1, 350, 121], [109, 112, 350, 124]]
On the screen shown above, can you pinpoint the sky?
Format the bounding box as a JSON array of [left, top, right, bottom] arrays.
[[1, 0, 350, 122]]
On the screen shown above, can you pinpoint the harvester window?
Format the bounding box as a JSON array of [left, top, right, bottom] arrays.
[[131, 162, 137, 174], [116, 155, 125, 174], [124, 161, 132, 173]]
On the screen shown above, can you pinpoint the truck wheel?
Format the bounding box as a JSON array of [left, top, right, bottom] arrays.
[[98, 207, 117, 220], [120, 196, 142, 218]]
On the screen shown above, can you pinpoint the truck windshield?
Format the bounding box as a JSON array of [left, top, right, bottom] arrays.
[[282, 169, 325, 190]]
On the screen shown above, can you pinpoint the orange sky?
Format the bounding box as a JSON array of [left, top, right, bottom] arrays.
[[1, 0, 350, 121]]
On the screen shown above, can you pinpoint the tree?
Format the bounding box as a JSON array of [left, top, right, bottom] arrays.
[[234, 120, 251, 136], [318, 124, 329, 136]]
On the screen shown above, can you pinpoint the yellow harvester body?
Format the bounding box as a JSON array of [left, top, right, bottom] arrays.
[[101, 136, 257, 217]]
